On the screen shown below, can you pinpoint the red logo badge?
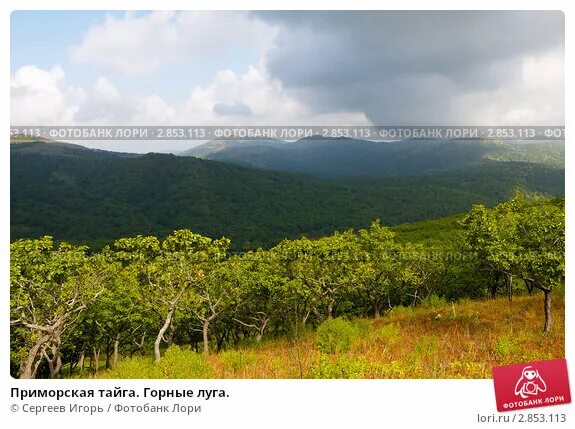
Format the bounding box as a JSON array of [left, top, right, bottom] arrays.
[[492, 359, 571, 411]]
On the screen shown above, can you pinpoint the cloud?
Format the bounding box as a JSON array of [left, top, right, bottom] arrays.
[[11, 10, 564, 137], [257, 11, 565, 125], [11, 64, 368, 129], [72, 76, 177, 125], [69, 11, 276, 76], [10, 65, 85, 125], [449, 48, 565, 125], [175, 65, 368, 126], [213, 102, 252, 117]]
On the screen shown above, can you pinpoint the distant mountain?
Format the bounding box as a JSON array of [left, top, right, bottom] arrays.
[[11, 141, 564, 250], [181, 137, 564, 177], [180, 139, 287, 158], [10, 139, 137, 158]]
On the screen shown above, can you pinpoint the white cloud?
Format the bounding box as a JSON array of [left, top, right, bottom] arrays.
[[11, 11, 563, 141], [92, 76, 120, 103], [11, 63, 369, 130], [450, 49, 564, 125], [175, 64, 369, 126], [10, 65, 85, 125], [69, 11, 276, 76]]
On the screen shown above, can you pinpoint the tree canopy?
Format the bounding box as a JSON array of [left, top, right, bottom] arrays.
[[10, 196, 564, 378]]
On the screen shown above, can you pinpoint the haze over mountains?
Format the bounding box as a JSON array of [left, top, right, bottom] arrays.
[[180, 137, 564, 177], [11, 138, 564, 250]]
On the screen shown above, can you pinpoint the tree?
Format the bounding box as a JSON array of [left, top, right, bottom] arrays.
[[10, 237, 106, 378], [513, 199, 564, 331], [79, 256, 145, 369], [355, 220, 405, 317], [232, 249, 289, 341], [461, 196, 564, 332], [113, 230, 229, 360], [188, 255, 241, 354], [401, 241, 450, 307], [275, 231, 358, 322]]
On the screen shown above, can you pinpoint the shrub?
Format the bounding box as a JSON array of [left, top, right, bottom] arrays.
[[104, 356, 160, 379], [387, 305, 413, 317], [420, 294, 447, 308], [379, 360, 407, 378], [235, 337, 261, 350], [413, 336, 439, 356], [449, 359, 486, 378], [351, 319, 372, 336], [494, 336, 515, 359], [310, 355, 370, 379], [158, 346, 212, 378], [219, 350, 256, 374], [371, 324, 401, 345], [104, 346, 211, 379], [316, 317, 360, 354]]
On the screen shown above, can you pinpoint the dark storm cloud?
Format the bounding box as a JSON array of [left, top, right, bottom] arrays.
[[254, 11, 564, 125]]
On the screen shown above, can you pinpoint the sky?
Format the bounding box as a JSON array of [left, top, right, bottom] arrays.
[[10, 11, 565, 152]]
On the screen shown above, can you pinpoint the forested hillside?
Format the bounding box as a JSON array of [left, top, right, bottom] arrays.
[[182, 138, 564, 177], [11, 141, 564, 250]]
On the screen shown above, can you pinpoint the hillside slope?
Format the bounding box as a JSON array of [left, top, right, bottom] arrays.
[[181, 138, 565, 177], [98, 295, 564, 379], [11, 141, 564, 249]]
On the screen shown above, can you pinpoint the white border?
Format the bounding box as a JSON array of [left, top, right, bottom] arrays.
[[1, 1, 572, 427]]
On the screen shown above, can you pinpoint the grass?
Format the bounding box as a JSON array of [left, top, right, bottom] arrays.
[[96, 294, 564, 379]]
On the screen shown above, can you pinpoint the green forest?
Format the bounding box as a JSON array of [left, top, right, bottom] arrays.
[[10, 195, 564, 379], [11, 141, 564, 250], [183, 137, 565, 177]]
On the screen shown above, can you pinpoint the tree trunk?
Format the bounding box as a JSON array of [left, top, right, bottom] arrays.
[[217, 330, 227, 351], [155, 285, 188, 360], [43, 341, 62, 379], [113, 334, 121, 367], [105, 342, 111, 369], [92, 346, 100, 372], [255, 318, 269, 342], [543, 289, 552, 333], [301, 309, 311, 328], [202, 320, 210, 355], [311, 306, 323, 323], [133, 332, 146, 356], [490, 284, 497, 299], [56, 355, 62, 376], [412, 289, 419, 307], [155, 307, 175, 361], [372, 299, 381, 319], [326, 300, 334, 319], [20, 333, 52, 379], [525, 279, 535, 296], [166, 324, 175, 348], [78, 350, 85, 371], [52, 355, 62, 379], [506, 273, 513, 302]]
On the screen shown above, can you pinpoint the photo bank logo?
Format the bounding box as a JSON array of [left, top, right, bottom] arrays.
[[492, 359, 571, 412], [514, 366, 546, 398]]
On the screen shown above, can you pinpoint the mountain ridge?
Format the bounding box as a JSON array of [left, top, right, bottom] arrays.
[[180, 138, 564, 177], [11, 141, 564, 250]]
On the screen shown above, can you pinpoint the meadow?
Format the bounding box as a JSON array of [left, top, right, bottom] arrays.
[[94, 295, 564, 379]]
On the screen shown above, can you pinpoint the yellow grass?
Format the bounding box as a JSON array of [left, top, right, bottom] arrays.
[[98, 294, 564, 379], [207, 295, 564, 379]]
